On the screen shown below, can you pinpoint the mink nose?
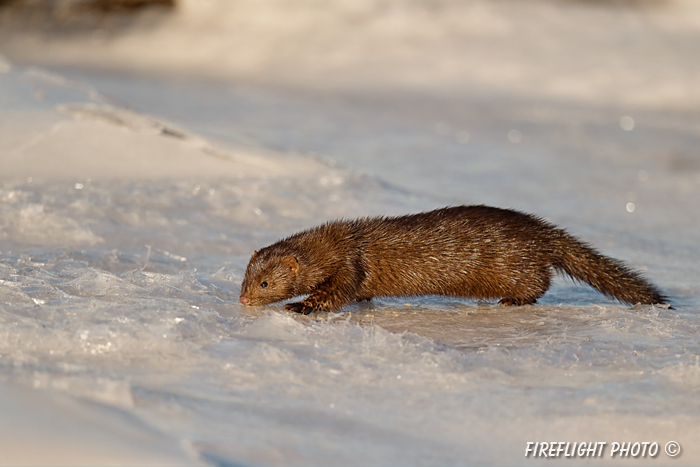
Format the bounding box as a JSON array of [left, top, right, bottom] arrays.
[[239, 296, 250, 306]]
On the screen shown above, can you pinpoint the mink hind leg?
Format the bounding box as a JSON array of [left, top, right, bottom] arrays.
[[497, 268, 552, 306]]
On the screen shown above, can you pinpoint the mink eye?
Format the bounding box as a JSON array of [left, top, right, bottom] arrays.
[[260, 281, 268, 288]]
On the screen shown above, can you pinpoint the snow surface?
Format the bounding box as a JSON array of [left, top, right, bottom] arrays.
[[1, 1, 700, 465]]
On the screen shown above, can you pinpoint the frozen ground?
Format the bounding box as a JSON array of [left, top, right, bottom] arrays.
[[1, 1, 700, 465]]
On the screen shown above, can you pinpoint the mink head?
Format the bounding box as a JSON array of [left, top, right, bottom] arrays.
[[240, 249, 300, 306]]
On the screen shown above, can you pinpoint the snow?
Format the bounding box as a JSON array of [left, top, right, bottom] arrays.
[[1, 0, 700, 465]]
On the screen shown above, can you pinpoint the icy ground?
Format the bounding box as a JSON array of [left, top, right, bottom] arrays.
[[2, 1, 700, 465]]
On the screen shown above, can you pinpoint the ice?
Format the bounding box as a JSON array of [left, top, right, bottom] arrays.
[[0, 381, 201, 466], [1, 0, 700, 465]]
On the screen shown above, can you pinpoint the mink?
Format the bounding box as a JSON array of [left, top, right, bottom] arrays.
[[239, 205, 667, 313]]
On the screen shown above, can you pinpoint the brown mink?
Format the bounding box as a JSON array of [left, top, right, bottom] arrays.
[[239, 205, 667, 313]]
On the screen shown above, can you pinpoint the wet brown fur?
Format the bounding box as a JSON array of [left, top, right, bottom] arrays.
[[239, 205, 667, 313]]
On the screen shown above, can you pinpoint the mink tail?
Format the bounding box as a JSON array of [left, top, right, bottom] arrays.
[[551, 232, 667, 305]]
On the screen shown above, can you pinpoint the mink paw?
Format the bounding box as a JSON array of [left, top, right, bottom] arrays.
[[498, 298, 536, 306], [285, 302, 314, 314], [498, 298, 517, 306]]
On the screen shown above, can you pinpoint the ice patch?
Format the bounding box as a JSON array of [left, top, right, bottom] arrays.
[[58, 268, 147, 300], [0, 197, 103, 247], [31, 373, 135, 409]]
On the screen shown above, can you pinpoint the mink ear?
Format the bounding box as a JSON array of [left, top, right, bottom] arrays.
[[281, 255, 299, 274]]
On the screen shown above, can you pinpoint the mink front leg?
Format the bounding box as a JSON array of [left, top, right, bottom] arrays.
[[285, 302, 315, 314], [285, 276, 359, 314]]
